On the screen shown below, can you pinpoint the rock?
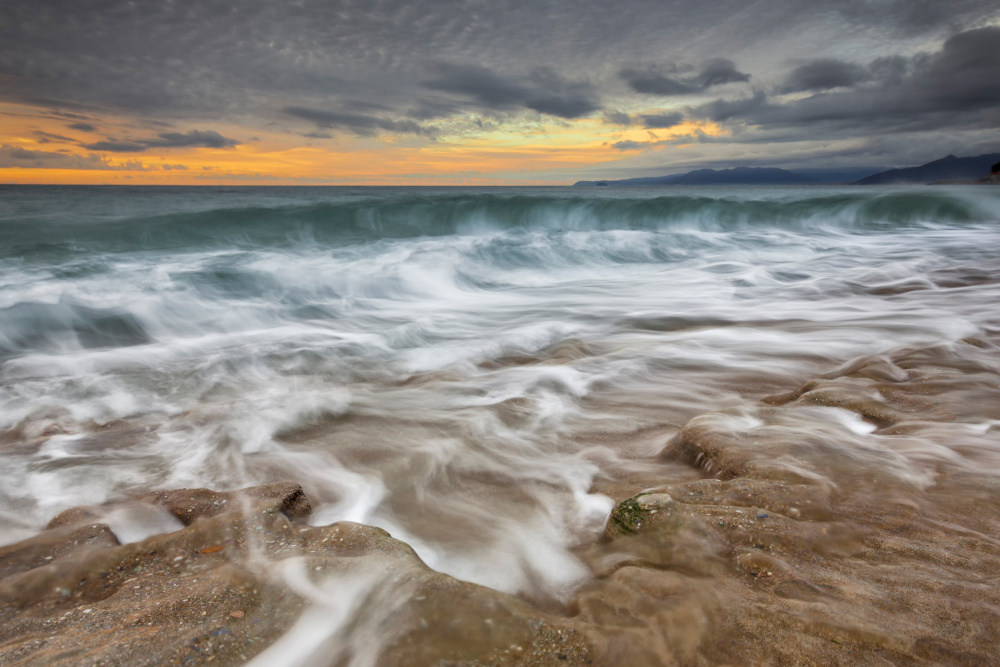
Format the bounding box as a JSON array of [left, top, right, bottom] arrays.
[[594, 338, 1000, 666], [45, 506, 104, 530], [987, 161, 1000, 183], [140, 481, 312, 525], [660, 416, 755, 479], [0, 483, 595, 666], [0, 523, 119, 581], [604, 493, 675, 538], [733, 551, 793, 578], [763, 377, 904, 428]]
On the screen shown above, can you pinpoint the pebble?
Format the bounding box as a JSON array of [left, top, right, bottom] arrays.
[[757, 512, 769, 519], [230, 611, 245, 619]]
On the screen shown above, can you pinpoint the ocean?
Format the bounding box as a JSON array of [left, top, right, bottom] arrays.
[[2, 184, 999, 661]]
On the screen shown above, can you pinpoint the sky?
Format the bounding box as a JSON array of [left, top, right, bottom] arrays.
[[1, 0, 998, 185]]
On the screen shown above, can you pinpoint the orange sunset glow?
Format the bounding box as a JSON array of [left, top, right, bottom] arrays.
[[1, 100, 724, 185]]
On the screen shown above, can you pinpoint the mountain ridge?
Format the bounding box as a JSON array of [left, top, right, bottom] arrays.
[[574, 166, 818, 187], [573, 152, 1000, 187], [854, 152, 1000, 185]]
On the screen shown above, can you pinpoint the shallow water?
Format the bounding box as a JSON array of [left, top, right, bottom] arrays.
[[1, 184, 999, 659]]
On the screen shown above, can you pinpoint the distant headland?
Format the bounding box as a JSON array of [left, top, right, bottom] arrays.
[[574, 152, 1000, 186]]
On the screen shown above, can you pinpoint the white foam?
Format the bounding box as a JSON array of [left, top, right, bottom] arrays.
[[3, 186, 1000, 606]]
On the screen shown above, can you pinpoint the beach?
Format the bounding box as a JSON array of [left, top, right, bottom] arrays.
[[1, 184, 999, 664]]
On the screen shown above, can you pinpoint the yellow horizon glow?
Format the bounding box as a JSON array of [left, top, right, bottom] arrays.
[[0, 102, 725, 185]]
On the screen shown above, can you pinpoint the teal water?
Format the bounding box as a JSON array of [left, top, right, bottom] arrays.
[[1, 184, 999, 598]]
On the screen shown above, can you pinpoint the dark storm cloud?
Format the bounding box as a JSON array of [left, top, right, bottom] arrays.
[[639, 112, 684, 129], [421, 64, 599, 119], [620, 69, 700, 96], [82, 130, 241, 152], [833, 0, 997, 35], [867, 56, 910, 87], [690, 27, 1000, 136], [0, 0, 676, 120], [620, 59, 750, 96], [697, 60, 753, 87], [781, 59, 870, 92], [282, 107, 433, 137], [0, 0, 998, 170], [1, 0, 994, 122], [405, 99, 465, 121], [696, 91, 768, 122], [67, 122, 97, 132], [922, 26, 1000, 107]]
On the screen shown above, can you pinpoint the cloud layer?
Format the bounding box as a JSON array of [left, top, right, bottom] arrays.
[[81, 130, 240, 153], [0, 0, 998, 178]]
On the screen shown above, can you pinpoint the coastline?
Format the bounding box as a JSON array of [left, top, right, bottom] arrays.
[[2, 184, 999, 665], [3, 335, 999, 665]]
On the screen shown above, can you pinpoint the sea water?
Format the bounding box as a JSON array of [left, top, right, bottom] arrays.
[[1, 183, 999, 604]]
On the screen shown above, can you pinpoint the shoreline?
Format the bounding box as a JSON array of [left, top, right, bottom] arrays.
[[3, 335, 999, 665]]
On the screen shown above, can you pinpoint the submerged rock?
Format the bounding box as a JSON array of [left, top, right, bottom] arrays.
[[4, 339, 1000, 666], [0, 483, 593, 666], [139, 481, 313, 525], [592, 337, 1000, 666]]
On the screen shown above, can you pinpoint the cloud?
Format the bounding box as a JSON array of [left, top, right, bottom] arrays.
[[67, 122, 97, 132], [611, 140, 648, 151], [620, 68, 700, 96], [781, 59, 870, 92], [621, 59, 750, 96], [82, 130, 240, 152], [421, 64, 599, 119], [640, 112, 684, 129], [833, 0, 996, 36], [283, 107, 433, 137], [695, 90, 768, 122], [45, 110, 93, 121], [921, 26, 1000, 109], [0, 1, 993, 126], [82, 141, 147, 152], [0, 145, 147, 170], [602, 110, 632, 126], [405, 98, 464, 121], [690, 26, 1000, 136], [0, 0, 997, 175], [33, 130, 76, 144], [697, 59, 752, 87]]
